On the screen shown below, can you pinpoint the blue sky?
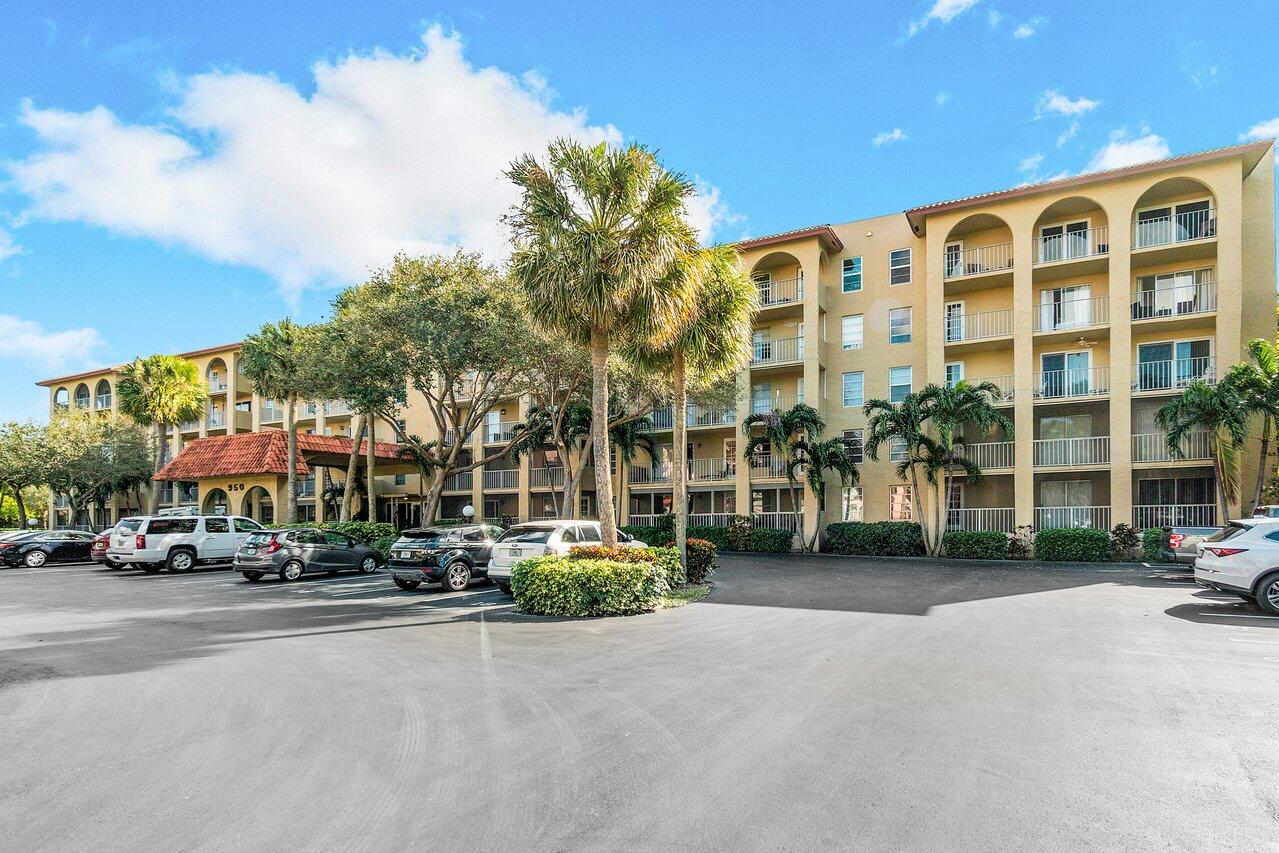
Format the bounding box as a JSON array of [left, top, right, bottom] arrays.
[[1, 0, 1276, 420]]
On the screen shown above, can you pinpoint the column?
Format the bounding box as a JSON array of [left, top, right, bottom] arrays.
[[799, 251, 823, 542], [251, 392, 262, 431], [733, 364, 752, 520], [1011, 223, 1036, 529], [1108, 207, 1134, 529], [516, 394, 531, 522], [226, 355, 238, 432], [470, 425, 484, 522]]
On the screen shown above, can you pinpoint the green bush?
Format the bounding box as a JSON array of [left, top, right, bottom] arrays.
[[370, 535, 397, 561], [682, 538, 717, 583], [1034, 527, 1111, 562], [511, 555, 667, 616], [942, 530, 1008, 559], [825, 521, 924, 556], [267, 520, 397, 544], [1142, 527, 1171, 562], [620, 525, 663, 545], [1109, 523, 1141, 561], [687, 525, 731, 551], [648, 546, 684, 587], [748, 527, 794, 553]]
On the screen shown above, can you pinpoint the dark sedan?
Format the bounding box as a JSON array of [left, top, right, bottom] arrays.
[[388, 524, 502, 591], [0, 530, 96, 567], [234, 528, 382, 582]]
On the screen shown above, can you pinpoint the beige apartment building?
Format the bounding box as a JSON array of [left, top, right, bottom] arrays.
[[39, 141, 1276, 539]]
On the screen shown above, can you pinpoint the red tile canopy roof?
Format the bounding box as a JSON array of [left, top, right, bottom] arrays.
[[152, 431, 404, 482]]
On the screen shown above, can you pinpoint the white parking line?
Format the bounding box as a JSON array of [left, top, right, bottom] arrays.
[[1197, 612, 1279, 620]]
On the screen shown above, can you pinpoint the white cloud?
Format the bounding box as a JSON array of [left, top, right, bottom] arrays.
[[7, 27, 737, 302], [987, 8, 1002, 27], [0, 314, 103, 368], [1016, 152, 1069, 186], [1018, 153, 1044, 174], [685, 176, 744, 244], [0, 227, 19, 263], [1240, 117, 1279, 142], [1036, 90, 1100, 118], [1056, 120, 1079, 147], [872, 128, 907, 147], [1085, 129, 1171, 173], [934, 91, 950, 107], [1013, 17, 1044, 38], [908, 0, 982, 36]]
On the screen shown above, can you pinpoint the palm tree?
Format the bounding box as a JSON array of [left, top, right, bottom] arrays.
[[240, 320, 313, 524], [1225, 337, 1279, 512], [743, 403, 825, 551], [791, 435, 859, 552], [116, 355, 207, 514], [628, 246, 757, 565], [1156, 380, 1249, 525], [863, 394, 931, 551], [507, 139, 699, 545]]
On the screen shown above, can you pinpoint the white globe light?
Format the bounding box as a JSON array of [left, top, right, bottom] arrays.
[[462, 504, 475, 519]]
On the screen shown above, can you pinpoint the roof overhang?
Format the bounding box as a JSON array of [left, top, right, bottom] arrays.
[[152, 431, 412, 482], [37, 341, 244, 387], [736, 225, 844, 254]]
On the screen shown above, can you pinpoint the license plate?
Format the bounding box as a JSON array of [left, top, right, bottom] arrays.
[[508, 548, 521, 557], [244, 547, 256, 555], [396, 551, 408, 559]]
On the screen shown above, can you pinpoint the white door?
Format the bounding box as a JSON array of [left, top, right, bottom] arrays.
[[796, 322, 805, 359], [945, 301, 965, 342], [201, 517, 237, 559], [944, 242, 963, 276]]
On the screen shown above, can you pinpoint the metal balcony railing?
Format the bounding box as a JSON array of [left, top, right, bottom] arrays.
[[1034, 436, 1110, 467], [975, 375, 1015, 404], [687, 404, 736, 428], [1133, 208, 1216, 249], [690, 512, 736, 527], [484, 421, 518, 444], [530, 467, 565, 489], [945, 307, 1013, 343], [206, 412, 226, 428], [1034, 366, 1109, 400], [442, 472, 472, 492], [1131, 431, 1212, 463], [324, 401, 352, 416], [944, 242, 1014, 279], [1035, 506, 1111, 530], [965, 441, 1014, 469], [1034, 225, 1109, 264], [753, 512, 801, 532], [752, 336, 803, 366], [688, 458, 736, 482], [482, 468, 519, 490], [749, 454, 788, 479], [1131, 281, 1217, 320], [945, 507, 1015, 533], [1034, 296, 1108, 332], [629, 464, 671, 485], [750, 394, 803, 416], [756, 277, 803, 307], [208, 378, 228, 392], [1132, 504, 1217, 529], [1132, 357, 1216, 392]]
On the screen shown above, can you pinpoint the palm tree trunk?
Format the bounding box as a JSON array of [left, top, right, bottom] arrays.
[[149, 423, 166, 515], [1254, 415, 1272, 513], [673, 351, 688, 569], [285, 393, 298, 524], [341, 414, 366, 522], [909, 465, 929, 553], [365, 415, 377, 524], [590, 330, 618, 546], [1214, 448, 1231, 527]]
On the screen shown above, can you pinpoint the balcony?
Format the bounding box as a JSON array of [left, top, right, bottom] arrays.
[[179, 420, 199, 433], [1131, 281, 1217, 323], [687, 404, 736, 428], [208, 378, 228, 393], [1035, 506, 1110, 530], [1034, 296, 1109, 335], [323, 400, 352, 417], [750, 394, 803, 416], [442, 472, 473, 492], [483, 468, 519, 490], [530, 467, 565, 489], [645, 409, 674, 431], [965, 441, 1014, 470], [484, 421, 518, 444], [974, 375, 1015, 405], [1132, 504, 1217, 529], [96, 394, 112, 409], [945, 307, 1012, 347], [690, 512, 736, 527], [1034, 436, 1110, 468], [1034, 367, 1109, 402], [749, 454, 787, 479], [756, 277, 803, 308], [630, 463, 671, 485], [752, 336, 803, 367], [260, 407, 285, 424], [946, 508, 1015, 533], [1034, 225, 1109, 267], [1133, 208, 1216, 250], [688, 458, 736, 483], [206, 411, 227, 429], [1131, 431, 1212, 464], [753, 511, 801, 532], [944, 242, 1014, 281], [1132, 358, 1216, 394]]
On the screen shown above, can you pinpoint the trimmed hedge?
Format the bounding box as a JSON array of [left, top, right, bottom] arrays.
[[825, 522, 924, 556], [1033, 527, 1110, 562], [266, 520, 397, 545], [620, 525, 663, 546], [687, 524, 733, 551], [748, 527, 795, 553], [511, 555, 668, 616], [1142, 527, 1171, 562], [627, 523, 790, 553], [941, 530, 1007, 559]]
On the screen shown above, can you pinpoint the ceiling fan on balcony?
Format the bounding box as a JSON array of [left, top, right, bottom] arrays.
[[1074, 336, 1099, 348]]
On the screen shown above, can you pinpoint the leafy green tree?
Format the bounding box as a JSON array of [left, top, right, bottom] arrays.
[[742, 404, 825, 551], [1225, 337, 1279, 513], [1157, 380, 1248, 525], [44, 410, 151, 526], [508, 140, 699, 545], [790, 435, 859, 552], [116, 355, 207, 514], [863, 395, 931, 550], [0, 421, 49, 527]]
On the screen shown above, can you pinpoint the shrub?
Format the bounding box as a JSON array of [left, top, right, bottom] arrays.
[[267, 520, 397, 544], [728, 515, 753, 551], [1007, 525, 1034, 560], [655, 513, 676, 540], [568, 545, 658, 564], [683, 538, 717, 583], [370, 535, 397, 561], [825, 521, 924, 556], [942, 530, 1007, 559], [687, 525, 731, 551], [1142, 526, 1171, 562], [511, 555, 667, 616], [748, 527, 795, 553], [648, 546, 684, 587], [1109, 523, 1141, 562], [620, 525, 663, 545], [1034, 527, 1111, 562]]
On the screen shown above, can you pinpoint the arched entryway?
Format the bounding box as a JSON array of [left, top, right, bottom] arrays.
[[202, 488, 229, 516], [242, 486, 274, 524]]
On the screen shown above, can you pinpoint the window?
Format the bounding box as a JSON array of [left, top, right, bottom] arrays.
[[841, 257, 863, 292], [842, 372, 864, 408], [945, 362, 964, 388], [889, 307, 912, 343], [841, 314, 863, 350], [890, 436, 909, 463], [147, 518, 197, 535], [889, 485, 913, 520], [842, 429, 864, 463], [842, 487, 864, 522], [575, 524, 602, 544], [889, 249, 911, 285], [233, 518, 263, 533], [394, 474, 406, 486], [204, 517, 230, 533], [889, 367, 912, 403]]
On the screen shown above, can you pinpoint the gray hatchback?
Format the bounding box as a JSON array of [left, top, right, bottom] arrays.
[[235, 528, 382, 582]]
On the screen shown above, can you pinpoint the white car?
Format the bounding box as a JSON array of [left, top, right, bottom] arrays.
[[487, 520, 644, 595], [1194, 519, 1279, 614], [108, 514, 266, 573]]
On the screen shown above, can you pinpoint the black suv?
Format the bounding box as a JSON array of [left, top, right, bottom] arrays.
[[388, 524, 503, 592]]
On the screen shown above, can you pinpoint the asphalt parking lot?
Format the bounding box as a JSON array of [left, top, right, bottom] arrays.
[[2, 555, 1277, 851]]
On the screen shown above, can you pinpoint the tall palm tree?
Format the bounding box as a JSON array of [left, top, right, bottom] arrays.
[[1225, 337, 1279, 512], [863, 394, 931, 551], [116, 355, 207, 514], [791, 435, 859, 552], [1156, 380, 1248, 525], [240, 320, 313, 524], [507, 139, 699, 545], [629, 246, 757, 564], [743, 403, 825, 551]]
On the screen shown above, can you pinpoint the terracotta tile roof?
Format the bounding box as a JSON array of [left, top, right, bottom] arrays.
[[153, 431, 403, 482], [736, 225, 844, 253]]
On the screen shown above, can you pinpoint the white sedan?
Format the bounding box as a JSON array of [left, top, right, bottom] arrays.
[[1194, 519, 1279, 614]]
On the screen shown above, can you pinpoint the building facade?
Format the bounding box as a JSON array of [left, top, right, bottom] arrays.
[[38, 141, 1276, 537]]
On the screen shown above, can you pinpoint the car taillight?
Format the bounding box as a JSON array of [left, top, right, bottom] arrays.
[[1205, 547, 1248, 557], [1168, 534, 1184, 548], [0, 542, 14, 551], [263, 537, 283, 554], [135, 534, 146, 549]]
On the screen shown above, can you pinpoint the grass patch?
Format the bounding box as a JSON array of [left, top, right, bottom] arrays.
[[661, 584, 711, 608]]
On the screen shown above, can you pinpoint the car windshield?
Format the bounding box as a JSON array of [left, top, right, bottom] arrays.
[[1204, 523, 1250, 542], [497, 526, 555, 544], [244, 532, 276, 546], [117, 519, 143, 533]]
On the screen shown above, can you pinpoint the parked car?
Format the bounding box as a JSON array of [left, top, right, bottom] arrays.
[[388, 524, 503, 592], [1160, 526, 1221, 565], [0, 530, 96, 567], [487, 520, 644, 595], [234, 528, 382, 582], [108, 515, 266, 573], [1194, 519, 1279, 614], [91, 531, 109, 564]]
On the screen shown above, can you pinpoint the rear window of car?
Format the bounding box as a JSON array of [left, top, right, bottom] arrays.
[[497, 525, 555, 544], [400, 528, 451, 542], [1205, 524, 1250, 543], [244, 532, 276, 546], [118, 519, 143, 532], [146, 518, 198, 535]]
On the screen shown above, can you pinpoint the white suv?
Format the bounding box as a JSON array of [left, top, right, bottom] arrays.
[[487, 520, 644, 594], [109, 515, 266, 573], [1194, 519, 1279, 614]]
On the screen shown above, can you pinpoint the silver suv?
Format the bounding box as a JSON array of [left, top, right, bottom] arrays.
[[108, 515, 266, 573]]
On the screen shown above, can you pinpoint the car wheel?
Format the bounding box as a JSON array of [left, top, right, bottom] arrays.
[[441, 562, 472, 592], [394, 578, 421, 590], [495, 581, 512, 595], [23, 550, 47, 568], [242, 571, 263, 582], [1255, 572, 1279, 616], [280, 560, 304, 582], [166, 548, 196, 573], [141, 563, 163, 574], [359, 555, 378, 574]]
